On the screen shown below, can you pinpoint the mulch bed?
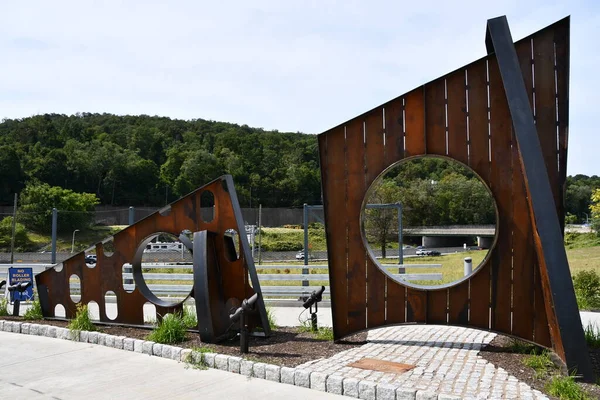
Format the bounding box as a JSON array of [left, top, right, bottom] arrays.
[[479, 335, 600, 399], [0, 316, 366, 368], [4, 315, 600, 398]]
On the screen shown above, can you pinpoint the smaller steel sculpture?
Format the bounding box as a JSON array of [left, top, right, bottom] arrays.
[[36, 175, 270, 343]]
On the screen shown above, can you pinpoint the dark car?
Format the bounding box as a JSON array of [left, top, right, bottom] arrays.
[[85, 255, 97, 265]]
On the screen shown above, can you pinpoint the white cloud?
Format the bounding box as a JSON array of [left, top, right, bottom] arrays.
[[0, 0, 598, 174]]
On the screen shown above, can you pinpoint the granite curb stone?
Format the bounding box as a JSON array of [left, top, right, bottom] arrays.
[[265, 364, 281, 382], [281, 366, 295, 385]]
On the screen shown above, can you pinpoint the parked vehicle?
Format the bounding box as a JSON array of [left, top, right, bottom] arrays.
[[85, 255, 97, 265], [416, 248, 441, 256], [295, 249, 314, 260]]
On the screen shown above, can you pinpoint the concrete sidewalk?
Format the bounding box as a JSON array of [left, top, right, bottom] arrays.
[[0, 331, 344, 400]]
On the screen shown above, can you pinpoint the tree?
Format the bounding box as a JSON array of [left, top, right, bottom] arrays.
[[0, 146, 24, 204], [364, 180, 402, 259], [591, 189, 600, 235], [18, 183, 99, 233]]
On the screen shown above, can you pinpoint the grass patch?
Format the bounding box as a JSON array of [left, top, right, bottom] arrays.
[[265, 306, 277, 330], [68, 304, 96, 332], [23, 299, 43, 320], [147, 313, 188, 344], [546, 375, 592, 400], [0, 297, 8, 317], [564, 232, 600, 250], [584, 322, 600, 349], [182, 305, 197, 329], [523, 351, 555, 378]]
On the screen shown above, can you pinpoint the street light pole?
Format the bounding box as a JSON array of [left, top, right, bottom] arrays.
[[71, 229, 80, 253]]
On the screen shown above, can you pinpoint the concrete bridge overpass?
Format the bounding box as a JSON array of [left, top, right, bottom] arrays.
[[403, 225, 496, 248]]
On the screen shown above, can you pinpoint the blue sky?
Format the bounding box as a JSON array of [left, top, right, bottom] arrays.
[[0, 1, 598, 175]]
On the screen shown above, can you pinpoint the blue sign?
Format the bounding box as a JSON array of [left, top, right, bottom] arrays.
[[8, 267, 34, 302]]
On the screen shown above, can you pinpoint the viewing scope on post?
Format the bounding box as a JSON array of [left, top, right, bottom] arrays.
[[302, 285, 325, 332], [229, 293, 259, 354]]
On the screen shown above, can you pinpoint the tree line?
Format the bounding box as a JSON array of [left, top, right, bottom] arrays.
[[0, 113, 321, 208], [0, 113, 597, 224]]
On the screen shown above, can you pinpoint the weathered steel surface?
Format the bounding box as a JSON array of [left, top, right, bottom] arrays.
[[348, 358, 415, 374], [36, 175, 270, 342], [318, 16, 591, 379]]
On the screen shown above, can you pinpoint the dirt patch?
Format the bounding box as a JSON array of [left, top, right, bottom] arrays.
[[479, 335, 600, 400]]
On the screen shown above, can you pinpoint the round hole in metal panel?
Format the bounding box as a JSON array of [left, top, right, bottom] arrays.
[[144, 302, 157, 325], [224, 229, 240, 262], [87, 301, 100, 321], [201, 190, 215, 222], [54, 304, 66, 318], [360, 155, 498, 290], [122, 263, 135, 293], [69, 274, 81, 303], [133, 232, 193, 308], [105, 291, 118, 320]]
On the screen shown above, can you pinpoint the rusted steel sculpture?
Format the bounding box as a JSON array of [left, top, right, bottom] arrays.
[[318, 16, 594, 380], [36, 175, 270, 342]]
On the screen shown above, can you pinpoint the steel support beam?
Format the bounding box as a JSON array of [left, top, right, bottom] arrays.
[[485, 16, 594, 381]]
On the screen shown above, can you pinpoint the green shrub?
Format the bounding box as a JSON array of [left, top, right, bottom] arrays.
[[546, 375, 591, 400], [0, 217, 32, 251], [147, 313, 187, 344], [573, 270, 600, 310], [0, 297, 8, 317], [68, 304, 96, 332], [23, 299, 43, 320], [508, 339, 541, 354]]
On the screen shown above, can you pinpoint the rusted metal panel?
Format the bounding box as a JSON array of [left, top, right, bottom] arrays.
[[554, 19, 570, 232], [448, 282, 469, 325], [36, 175, 269, 342], [383, 98, 405, 168], [348, 358, 415, 374], [425, 79, 447, 156], [533, 28, 560, 208], [365, 110, 387, 328], [386, 282, 406, 324], [406, 289, 427, 323], [403, 89, 426, 156], [319, 127, 350, 338], [446, 69, 469, 165], [345, 119, 368, 332], [427, 289, 448, 324], [511, 140, 535, 341], [533, 262, 552, 347], [465, 58, 491, 331], [488, 56, 513, 334]]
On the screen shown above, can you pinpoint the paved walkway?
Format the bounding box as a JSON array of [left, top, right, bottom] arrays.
[[298, 325, 547, 400], [0, 331, 344, 400]]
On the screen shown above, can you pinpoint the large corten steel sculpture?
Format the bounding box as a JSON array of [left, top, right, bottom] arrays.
[[318, 16, 594, 380], [36, 175, 270, 342]]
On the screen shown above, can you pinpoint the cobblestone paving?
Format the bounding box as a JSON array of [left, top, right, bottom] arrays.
[[297, 325, 548, 399]]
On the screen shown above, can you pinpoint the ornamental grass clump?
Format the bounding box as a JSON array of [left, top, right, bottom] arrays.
[[147, 313, 188, 344], [68, 303, 96, 332], [23, 299, 43, 320]]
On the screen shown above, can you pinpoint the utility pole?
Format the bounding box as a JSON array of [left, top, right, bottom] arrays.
[[9, 193, 17, 264]]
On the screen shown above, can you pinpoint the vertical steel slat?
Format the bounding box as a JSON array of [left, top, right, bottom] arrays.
[[345, 119, 368, 332], [465, 58, 492, 330], [383, 97, 405, 169], [319, 128, 350, 339], [365, 109, 387, 328], [488, 56, 513, 334]]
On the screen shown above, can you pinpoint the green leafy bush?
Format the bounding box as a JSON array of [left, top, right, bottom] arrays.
[[23, 299, 43, 320], [68, 304, 96, 332], [147, 313, 187, 344], [0, 217, 32, 251], [573, 270, 600, 310], [18, 182, 99, 233]]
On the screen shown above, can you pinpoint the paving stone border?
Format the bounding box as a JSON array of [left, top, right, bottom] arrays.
[[0, 320, 544, 399]]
